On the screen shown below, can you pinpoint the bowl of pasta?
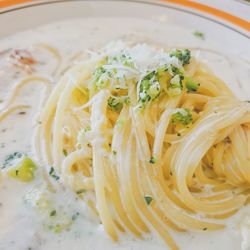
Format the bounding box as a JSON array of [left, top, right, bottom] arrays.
[[0, 1, 249, 250]]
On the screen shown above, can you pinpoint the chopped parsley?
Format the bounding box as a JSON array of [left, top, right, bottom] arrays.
[[50, 210, 57, 217], [170, 49, 191, 66], [76, 189, 86, 195], [112, 150, 117, 156], [138, 70, 161, 106], [49, 167, 60, 181], [108, 96, 130, 112], [138, 63, 185, 103], [108, 97, 123, 112], [171, 108, 193, 126], [63, 149, 68, 157], [2, 152, 23, 169], [193, 31, 205, 40], [185, 77, 199, 92], [84, 126, 91, 132], [167, 74, 183, 97], [71, 212, 80, 221], [149, 156, 157, 164], [92, 52, 136, 90], [144, 196, 153, 205], [169, 65, 184, 77], [89, 45, 193, 109], [92, 66, 110, 89], [54, 224, 62, 233], [112, 53, 134, 68]]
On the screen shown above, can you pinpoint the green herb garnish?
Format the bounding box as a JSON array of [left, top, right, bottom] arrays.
[[84, 126, 91, 132], [50, 210, 57, 217], [63, 149, 68, 157], [2, 152, 23, 169], [92, 66, 109, 89], [108, 96, 131, 112], [71, 212, 80, 221], [108, 97, 124, 112], [170, 49, 191, 66], [149, 157, 157, 164], [171, 108, 192, 126], [49, 167, 60, 181], [193, 31, 205, 40], [138, 71, 161, 105], [144, 196, 153, 205], [167, 74, 183, 97], [185, 77, 199, 92], [54, 224, 62, 233], [76, 189, 86, 195]]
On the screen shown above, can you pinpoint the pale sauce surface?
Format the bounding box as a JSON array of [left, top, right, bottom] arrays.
[[0, 17, 249, 250]]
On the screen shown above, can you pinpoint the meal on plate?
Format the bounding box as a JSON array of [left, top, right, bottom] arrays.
[[1, 37, 250, 250]]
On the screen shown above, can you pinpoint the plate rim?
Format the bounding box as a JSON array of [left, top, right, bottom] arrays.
[[0, 0, 249, 39]]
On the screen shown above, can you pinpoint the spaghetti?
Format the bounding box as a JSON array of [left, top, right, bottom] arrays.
[[32, 42, 250, 249]]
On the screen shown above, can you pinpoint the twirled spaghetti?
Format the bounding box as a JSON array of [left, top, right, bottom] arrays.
[[34, 42, 250, 250]]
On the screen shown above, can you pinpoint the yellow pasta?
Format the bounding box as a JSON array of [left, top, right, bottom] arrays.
[[31, 43, 250, 250]]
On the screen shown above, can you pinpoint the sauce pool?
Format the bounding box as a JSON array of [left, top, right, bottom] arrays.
[[0, 17, 249, 250]]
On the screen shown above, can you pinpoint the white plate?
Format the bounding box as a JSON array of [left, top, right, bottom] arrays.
[[0, 1, 250, 250], [0, 0, 249, 100]]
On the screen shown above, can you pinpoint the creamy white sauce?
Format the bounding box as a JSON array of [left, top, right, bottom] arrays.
[[0, 17, 249, 250]]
